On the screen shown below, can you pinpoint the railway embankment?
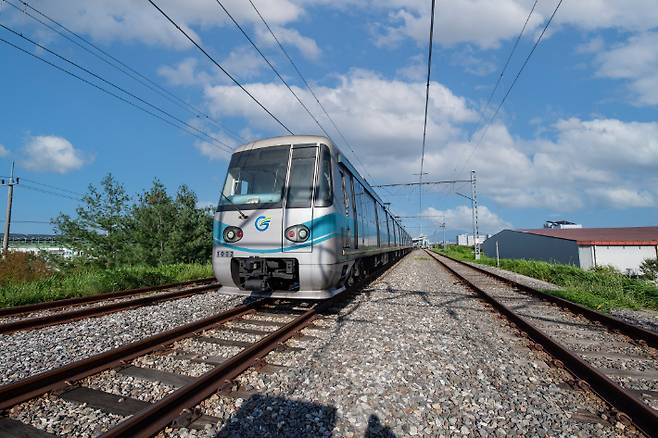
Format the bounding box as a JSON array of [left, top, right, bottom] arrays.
[[434, 246, 658, 320]]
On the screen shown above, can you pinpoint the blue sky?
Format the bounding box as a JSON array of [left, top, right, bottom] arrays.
[[1, 0, 657, 242]]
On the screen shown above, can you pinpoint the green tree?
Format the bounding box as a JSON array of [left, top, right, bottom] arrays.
[[128, 179, 177, 265], [128, 181, 212, 266], [167, 185, 213, 264], [52, 174, 131, 268]]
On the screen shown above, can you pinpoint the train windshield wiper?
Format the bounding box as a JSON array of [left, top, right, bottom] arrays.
[[221, 193, 249, 219]]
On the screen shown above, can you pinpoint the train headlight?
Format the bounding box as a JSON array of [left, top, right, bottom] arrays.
[[285, 225, 310, 243], [223, 226, 243, 243]]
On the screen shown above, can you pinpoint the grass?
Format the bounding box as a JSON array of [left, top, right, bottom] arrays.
[[433, 245, 658, 313], [0, 263, 213, 308]]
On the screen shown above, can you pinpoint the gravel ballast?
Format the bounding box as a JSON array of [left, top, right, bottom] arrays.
[[190, 251, 638, 437], [0, 289, 240, 384]]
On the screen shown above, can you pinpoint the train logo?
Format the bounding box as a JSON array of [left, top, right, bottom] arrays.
[[255, 215, 272, 232]]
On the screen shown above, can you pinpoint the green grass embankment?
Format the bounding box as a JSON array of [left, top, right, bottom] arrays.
[[433, 246, 658, 312], [0, 263, 213, 308]]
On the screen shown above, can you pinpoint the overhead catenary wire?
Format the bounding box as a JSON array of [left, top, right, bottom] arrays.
[[457, 0, 564, 178], [477, 0, 539, 135], [2, 0, 246, 144], [147, 0, 294, 135], [0, 34, 232, 154], [247, 0, 378, 186], [418, 0, 437, 229], [0, 22, 233, 153], [214, 0, 331, 140]]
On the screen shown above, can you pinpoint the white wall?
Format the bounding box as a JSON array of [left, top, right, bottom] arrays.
[[588, 245, 657, 274]]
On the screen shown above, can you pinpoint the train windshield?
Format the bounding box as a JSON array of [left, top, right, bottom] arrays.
[[218, 145, 291, 210]]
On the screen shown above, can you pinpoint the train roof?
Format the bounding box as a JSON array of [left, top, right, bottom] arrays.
[[233, 135, 334, 153]]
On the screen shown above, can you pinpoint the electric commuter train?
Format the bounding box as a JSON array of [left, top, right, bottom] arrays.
[[213, 135, 412, 299]]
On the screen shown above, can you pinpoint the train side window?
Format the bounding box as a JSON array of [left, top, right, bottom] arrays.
[[340, 170, 350, 216], [315, 145, 333, 207]]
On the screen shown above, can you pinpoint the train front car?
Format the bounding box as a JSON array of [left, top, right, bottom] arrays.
[[213, 136, 345, 299]]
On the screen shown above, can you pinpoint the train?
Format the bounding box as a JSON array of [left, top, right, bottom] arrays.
[[213, 135, 412, 299]]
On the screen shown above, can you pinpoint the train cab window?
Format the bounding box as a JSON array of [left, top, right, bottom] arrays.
[[287, 145, 317, 208], [218, 145, 290, 210], [315, 145, 333, 207]]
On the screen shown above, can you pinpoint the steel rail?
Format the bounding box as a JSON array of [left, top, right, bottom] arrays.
[[0, 300, 262, 410], [103, 252, 413, 437], [436, 252, 658, 348], [0, 282, 222, 334], [0, 277, 215, 318], [101, 302, 324, 437], [425, 249, 658, 437]]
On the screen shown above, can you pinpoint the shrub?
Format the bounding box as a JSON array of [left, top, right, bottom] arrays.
[[0, 252, 52, 284], [640, 258, 658, 280]]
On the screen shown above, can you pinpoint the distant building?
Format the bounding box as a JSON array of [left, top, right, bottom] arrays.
[[544, 220, 582, 229], [456, 233, 491, 247], [0, 234, 76, 258], [482, 227, 658, 274], [412, 235, 429, 248]]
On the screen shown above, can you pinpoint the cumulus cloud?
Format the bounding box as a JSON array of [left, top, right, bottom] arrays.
[[423, 205, 512, 234], [204, 69, 477, 161], [594, 32, 658, 106], [423, 118, 658, 211], [158, 49, 266, 87], [199, 67, 658, 212], [21, 135, 89, 173], [362, 0, 658, 49], [4, 0, 323, 58]]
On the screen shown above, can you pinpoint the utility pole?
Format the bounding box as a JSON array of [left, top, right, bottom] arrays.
[[471, 170, 480, 260], [2, 162, 19, 256], [441, 218, 447, 249]]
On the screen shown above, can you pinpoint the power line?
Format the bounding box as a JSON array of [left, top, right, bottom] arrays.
[[0, 23, 232, 153], [418, 0, 437, 231], [19, 184, 82, 202], [2, 0, 246, 144], [214, 0, 331, 139], [0, 35, 232, 153], [247, 0, 376, 185], [459, 0, 564, 175], [477, 0, 538, 133], [148, 0, 293, 135], [19, 178, 84, 197]]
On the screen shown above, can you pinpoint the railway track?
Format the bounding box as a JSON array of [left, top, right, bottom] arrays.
[[426, 249, 658, 436], [0, 278, 220, 334], [0, 257, 404, 437]]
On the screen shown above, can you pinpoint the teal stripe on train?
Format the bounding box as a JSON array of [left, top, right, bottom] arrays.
[[214, 213, 340, 254]]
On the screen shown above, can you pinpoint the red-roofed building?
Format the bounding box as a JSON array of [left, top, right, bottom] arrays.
[[482, 227, 658, 274]]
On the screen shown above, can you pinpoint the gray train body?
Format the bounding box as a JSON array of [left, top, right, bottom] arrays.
[[213, 135, 412, 299]]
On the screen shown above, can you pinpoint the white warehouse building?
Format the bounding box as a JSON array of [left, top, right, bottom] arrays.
[[482, 227, 658, 274]]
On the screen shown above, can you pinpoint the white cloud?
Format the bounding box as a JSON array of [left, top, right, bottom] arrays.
[[594, 32, 658, 106], [254, 25, 321, 59], [200, 68, 658, 212], [332, 0, 658, 49], [424, 205, 511, 234], [7, 0, 317, 52], [0, 144, 8, 156], [204, 69, 476, 158], [21, 135, 89, 173], [424, 118, 658, 211]]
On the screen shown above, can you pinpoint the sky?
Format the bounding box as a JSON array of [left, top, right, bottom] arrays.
[[0, 0, 657, 243]]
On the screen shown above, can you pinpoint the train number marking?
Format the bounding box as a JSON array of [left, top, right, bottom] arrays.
[[217, 250, 234, 257]]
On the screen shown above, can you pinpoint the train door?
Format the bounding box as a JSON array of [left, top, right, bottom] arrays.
[[339, 169, 354, 249], [348, 174, 359, 249]]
